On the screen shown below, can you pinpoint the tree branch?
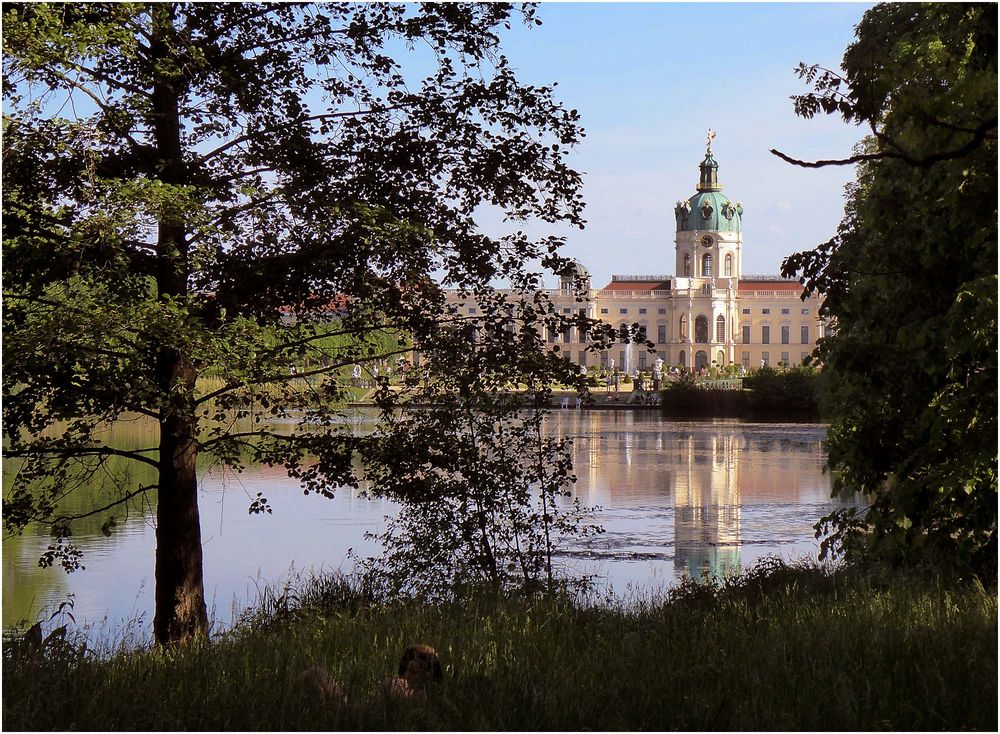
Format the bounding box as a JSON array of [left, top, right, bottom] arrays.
[[51, 483, 157, 524], [771, 116, 997, 169], [5, 446, 160, 469]]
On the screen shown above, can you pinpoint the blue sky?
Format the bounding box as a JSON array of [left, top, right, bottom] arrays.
[[484, 2, 872, 286]]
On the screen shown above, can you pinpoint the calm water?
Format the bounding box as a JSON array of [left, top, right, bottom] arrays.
[[3, 411, 843, 634]]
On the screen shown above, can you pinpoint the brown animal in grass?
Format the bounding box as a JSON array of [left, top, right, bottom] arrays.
[[298, 663, 347, 705], [382, 644, 443, 700]]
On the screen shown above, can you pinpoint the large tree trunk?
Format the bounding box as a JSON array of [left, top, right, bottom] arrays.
[[154, 353, 208, 644], [150, 3, 208, 645]]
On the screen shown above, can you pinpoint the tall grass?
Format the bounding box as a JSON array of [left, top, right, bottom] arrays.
[[4, 561, 996, 731]]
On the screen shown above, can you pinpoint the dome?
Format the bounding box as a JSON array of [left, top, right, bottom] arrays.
[[675, 190, 742, 232], [674, 137, 743, 233], [559, 259, 591, 290]]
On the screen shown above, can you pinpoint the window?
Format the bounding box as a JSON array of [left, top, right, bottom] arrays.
[[742, 351, 750, 369], [695, 315, 709, 343], [761, 351, 770, 367], [679, 350, 686, 368], [762, 308, 770, 315], [717, 349, 725, 366], [702, 253, 713, 277], [715, 315, 725, 342], [683, 254, 691, 276], [579, 351, 587, 367], [724, 254, 732, 276], [658, 308, 666, 315], [563, 327, 572, 344], [781, 308, 789, 315], [619, 308, 628, 315], [657, 324, 667, 344], [619, 350, 626, 369], [801, 352, 809, 363], [679, 315, 688, 340], [801, 308, 810, 315], [600, 351, 608, 368], [781, 351, 790, 366], [781, 325, 790, 344], [600, 308, 608, 314], [638, 308, 647, 315], [468, 307, 477, 314], [638, 325, 647, 342], [742, 308, 750, 315], [801, 325, 809, 344], [742, 324, 751, 344], [639, 353, 647, 370], [548, 327, 557, 343], [563, 307, 572, 314], [761, 325, 770, 344]]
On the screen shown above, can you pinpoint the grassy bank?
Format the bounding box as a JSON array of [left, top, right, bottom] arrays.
[[4, 562, 996, 731]]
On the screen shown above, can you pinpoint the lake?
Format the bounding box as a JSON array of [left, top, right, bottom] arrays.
[[2, 411, 845, 636]]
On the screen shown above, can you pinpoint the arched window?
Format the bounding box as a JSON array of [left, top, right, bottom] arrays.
[[679, 315, 688, 339], [679, 350, 686, 368], [717, 349, 725, 365], [716, 314, 725, 342], [695, 350, 709, 370], [724, 254, 732, 276], [695, 315, 709, 343], [702, 253, 713, 277], [683, 254, 691, 277]]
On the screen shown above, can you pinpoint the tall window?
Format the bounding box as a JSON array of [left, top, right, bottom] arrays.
[[702, 253, 713, 277], [695, 315, 709, 343], [717, 350, 725, 365], [679, 315, 688, 339], [781, 325, 790, 345], [742, 351, 750, 369], [724, 254, 732, 276], [679, 350, 686, 368], [800, 325, 809, 344], [683, 254, 691, 276], [657, 324, 667, 344], [761, 325, 770, 344], [715, 315, 725, 342], [741, 324, 751, 344]]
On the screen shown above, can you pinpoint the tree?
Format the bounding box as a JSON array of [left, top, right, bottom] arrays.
[[776, 3, 997, 575], [358, 292, 603, 599], [2, 3, 587, 644]]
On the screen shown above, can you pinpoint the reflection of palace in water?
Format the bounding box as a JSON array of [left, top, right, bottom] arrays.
[[551, 412, 828, 581]]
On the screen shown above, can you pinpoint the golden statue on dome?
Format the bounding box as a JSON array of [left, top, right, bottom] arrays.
[[706, 128, 716, 155]]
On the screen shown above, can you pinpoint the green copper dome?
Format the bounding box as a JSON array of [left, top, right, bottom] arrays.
[[674, 142, 743, 233]]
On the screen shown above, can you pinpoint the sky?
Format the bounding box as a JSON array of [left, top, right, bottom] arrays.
[[481, 2, 872, 287]]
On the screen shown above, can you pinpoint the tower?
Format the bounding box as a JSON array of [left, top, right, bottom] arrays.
[[672, 131, 743, 370]]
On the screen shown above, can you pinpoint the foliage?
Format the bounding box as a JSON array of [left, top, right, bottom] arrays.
[[2, 2, 590, 643], [3, 562, 996, 731], [357, 299, 602, 600], [780, 3, 997, 575], [742, 365, 821, 412]]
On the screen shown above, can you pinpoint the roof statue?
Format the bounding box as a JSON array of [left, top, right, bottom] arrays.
[[706, 128, 716, 155]]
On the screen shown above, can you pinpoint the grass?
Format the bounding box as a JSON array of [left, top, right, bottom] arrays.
[[4, 561, 996, 731]]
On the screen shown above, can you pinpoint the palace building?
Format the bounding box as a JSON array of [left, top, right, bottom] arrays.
[[449, 134, 827, 372]]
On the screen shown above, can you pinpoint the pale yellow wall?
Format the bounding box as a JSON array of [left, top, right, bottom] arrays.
[[443, 281, 825, 370]]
